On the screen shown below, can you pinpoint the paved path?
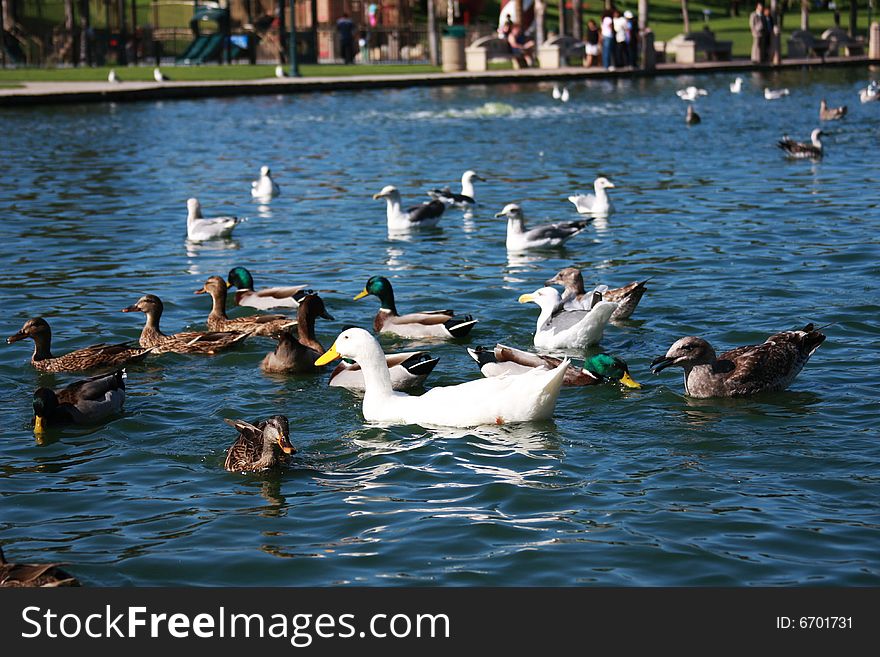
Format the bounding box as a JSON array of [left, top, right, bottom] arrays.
[[0, 57, 871, 107]]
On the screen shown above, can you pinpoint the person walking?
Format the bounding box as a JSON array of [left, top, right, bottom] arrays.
[[337, 12, 355, 64]]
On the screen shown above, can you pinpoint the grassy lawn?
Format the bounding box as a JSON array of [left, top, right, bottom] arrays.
[[0, 63, 443, 83]]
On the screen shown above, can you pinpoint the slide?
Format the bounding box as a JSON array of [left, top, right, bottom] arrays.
[[176, 33, 225, 64]]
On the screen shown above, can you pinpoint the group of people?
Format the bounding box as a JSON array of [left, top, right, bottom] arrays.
[[749, 1, 777, 63], [498, 6, 639, 71]]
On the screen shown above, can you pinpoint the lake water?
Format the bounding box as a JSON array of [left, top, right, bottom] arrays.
[[1, 66, 878, 586]]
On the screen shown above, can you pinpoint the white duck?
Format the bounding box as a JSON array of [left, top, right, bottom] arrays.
[[153, 67, 170, 82], [314, 328, 569, 427], [764, 87, 790, 100], [251, 165, 281, 199], [374, 185, 446, 231], [730, 77, 743, 93], [496, 203, 590, 251], [568, 176, 616, 216], [518, 287, 618, 349], [186, 198, 244, 242], [328, 351, 439, 391], [676, 86, 708, 101]]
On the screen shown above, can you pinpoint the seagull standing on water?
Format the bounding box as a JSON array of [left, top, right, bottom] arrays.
[[777, 129, 824, 159], [186, 198, 245, 241], [251, 166, 281, 199], [374, 185, 446, 231], [496, 203, 591, 251], [568, 177, 616, 216], [428, 170, 484, 209]]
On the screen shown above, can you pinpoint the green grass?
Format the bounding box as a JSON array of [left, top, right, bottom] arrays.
[[0, 63, 443, 83]]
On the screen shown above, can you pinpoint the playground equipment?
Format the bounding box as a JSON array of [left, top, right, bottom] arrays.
[[177, 6, 247, 64]]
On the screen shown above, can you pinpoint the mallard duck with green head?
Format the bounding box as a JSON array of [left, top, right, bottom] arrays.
[[224, 416, 296, 473], [194, 276, 296, 337], [32, 369, 126, 435], [122, 294, 249, 355], [226, 266, 311, 311], [0, 547, 80, 587], [7, 317, 152, 373], [260, 294, 334, 373], [354, 275, 477, 339], [468, 344, 640, 388]]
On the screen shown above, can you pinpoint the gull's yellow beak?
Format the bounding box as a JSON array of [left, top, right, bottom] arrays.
[[619, 371, 641, 389], [34, 415, 45, 434], [314, 342, 341, 367], [353, 289, 369, 301], [518, 293, 535, 304], [372, 192, 384, 200]]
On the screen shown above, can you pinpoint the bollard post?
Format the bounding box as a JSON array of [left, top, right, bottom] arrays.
[[640, 28, 655, 70], [871, 22, 880, 60], [772, 25, 781, 64]]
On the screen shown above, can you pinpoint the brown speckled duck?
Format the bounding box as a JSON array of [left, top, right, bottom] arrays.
[[546, 267, 649, 320], [194, 276, 296, 337], [0, 546, 80, 587], [224, 416, 295, 473], [651, 324, 826, 398], [122, 294, 249, 354], [260, 294, 334, 373], [7, 317, 152, 373]]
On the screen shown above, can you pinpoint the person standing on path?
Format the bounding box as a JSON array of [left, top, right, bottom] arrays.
[[601, 9, 616, 70], [337, 13, 356, 64], [749, 2, 765, 63]]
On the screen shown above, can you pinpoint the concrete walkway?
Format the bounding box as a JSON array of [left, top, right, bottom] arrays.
[[0, 56, 871, 107]]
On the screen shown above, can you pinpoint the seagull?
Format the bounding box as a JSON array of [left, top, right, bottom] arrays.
[[819, 99, 847, 121], [154, 67, 170, 82], [676, 86, 708, 101], [373, 185, 446, 231], [568, 176, 615, 216], [275, 64, 288, 78], [552, 83, 562, 99], [777, 129, 824, 159], [858, 81, 879, 103], [496, 203, 591, 251], [186, 198, 245, 241], [108, 69, 121, 83], [427, 170, 484, 208], [518, 286, 618, 349], [251, 165, 281, 199], [560, 87, 570, 102], [685, 105, 701, 125], [730, 77, 743, 93], [764, 87, 790, 100]]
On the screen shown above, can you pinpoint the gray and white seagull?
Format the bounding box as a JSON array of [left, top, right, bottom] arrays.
[[496, 203, 591, 251]]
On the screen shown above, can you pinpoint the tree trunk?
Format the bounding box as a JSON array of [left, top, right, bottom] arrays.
[[515, 0, 524, 25], [276, 0, 285, 63], [849, 0, 858, 38], [801, 0, 808, 30], [63, 0, 74, 64], [639, 0, 648, 30], [535, 0, 545, 44], [558, 0, 565, 35], [79, 0, 90, 65], [572, 0, 582, 40], [427, 0, 438, 65], [681, 0, 690, 32]]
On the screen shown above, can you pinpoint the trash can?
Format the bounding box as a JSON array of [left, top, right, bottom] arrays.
[[441, 25, 466, 72]]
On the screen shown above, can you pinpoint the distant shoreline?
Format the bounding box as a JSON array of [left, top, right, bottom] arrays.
[[0, 56, 873, 108]]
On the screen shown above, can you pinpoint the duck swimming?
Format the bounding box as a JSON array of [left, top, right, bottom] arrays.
[[651, 324, 826, 398], [819, 99, 847, 121], [777, 129, 823, 159], [314, 328, 569, 427], [32, 369, 126, 434], [0, 547, 80, 587], [568, 177, 616, 216], [260, 294, 334, 373], [122, 294, 249, 354], [354, 275, 477, 339], [496, 203, 591, 251], [227, 266, 311, 310], [7, 317, 152, 373], [329, 351, 439, 391], [224, 416, 295, 473], [519, 287, 618, 349], [194, 276, 296, 337], [251, 165, 281, 199], [468, 344, 640, 388], [546, 267, 649, 320]]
